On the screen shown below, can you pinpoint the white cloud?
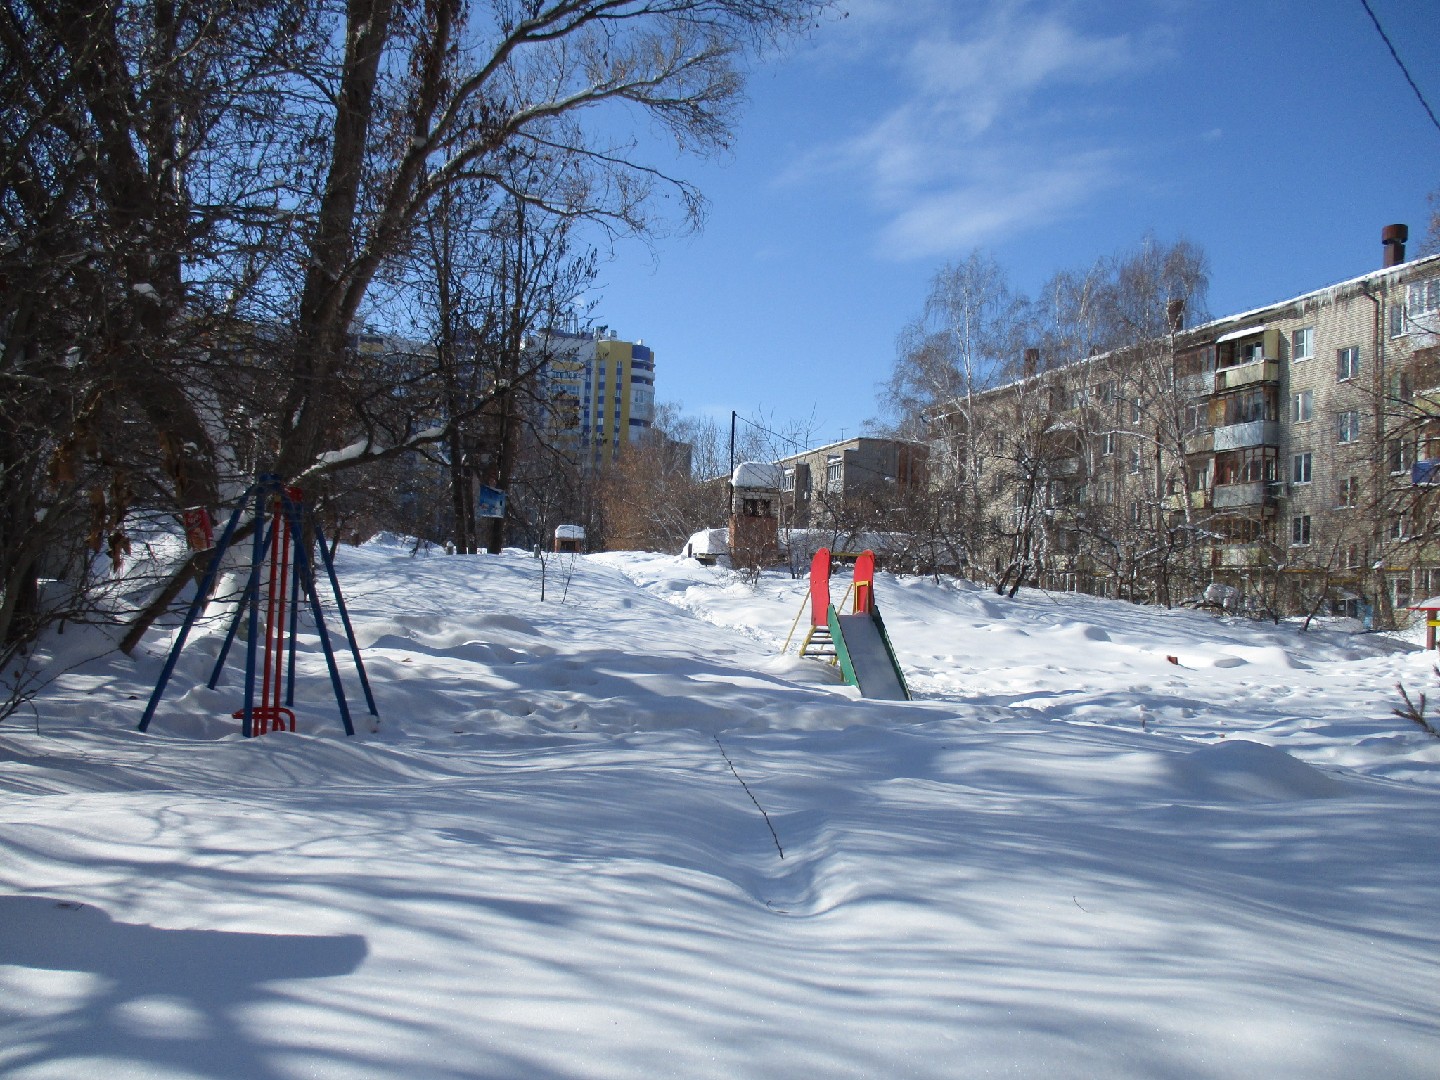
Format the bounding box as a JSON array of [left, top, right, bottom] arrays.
[[907, 12, 1147, 135], [780, 0, 1175, 261], [875, 149, 1120, 259]]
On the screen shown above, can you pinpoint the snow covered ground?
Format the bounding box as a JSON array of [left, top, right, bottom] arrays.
[[3, 538, 1440, 1079]]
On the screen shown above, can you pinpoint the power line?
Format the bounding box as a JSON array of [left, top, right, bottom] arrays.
[[1359, 0, 1440, 137]]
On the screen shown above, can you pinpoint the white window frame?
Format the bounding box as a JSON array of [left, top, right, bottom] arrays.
[[1292, 326, 1315, 361], [1290, 390, 1313, 423], [1337, 346, 1361, 382], [1409, 278, 1440, 318], [1389, 303, 1407, 339], [1337, 410, 1360, 444], [1291, 452, 1313, 485], [1388, 437, 1411, 475], [1336, 475, 1358, 508], [1291, 514, 1312, 547]]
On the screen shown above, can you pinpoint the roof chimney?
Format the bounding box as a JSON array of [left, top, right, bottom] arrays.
[[1023, 348, 1039, 379], [1382, 224, 1408, 268]]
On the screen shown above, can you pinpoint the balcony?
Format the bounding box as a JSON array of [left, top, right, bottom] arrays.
[[1162, 490, 1209, 512], [1217, 542, 1269, 568], [1414, 460, 1440, 486], [1213, 419, 1281, 451], [1212, 481, 1278, 509], [1176, 372, 1212, 395], [1214, 358, 1280, 392], [1183, 428, 1213, 455]]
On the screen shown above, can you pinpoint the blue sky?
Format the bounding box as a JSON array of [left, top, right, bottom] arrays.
[[589, 0, 1440, 448]]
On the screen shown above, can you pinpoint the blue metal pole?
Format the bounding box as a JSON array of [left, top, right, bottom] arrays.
[[312, 517, 379, 720], [138, 486, 255, 732], [239, 479, 272, 737], [209, 499, 280, 690], [283, 497, 355, 737]]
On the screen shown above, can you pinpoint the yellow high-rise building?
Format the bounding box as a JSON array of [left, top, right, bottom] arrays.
[[540, 329, 655, 467]]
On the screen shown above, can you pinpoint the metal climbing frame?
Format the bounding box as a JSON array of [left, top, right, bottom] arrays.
[[138, 474, 378, 737]]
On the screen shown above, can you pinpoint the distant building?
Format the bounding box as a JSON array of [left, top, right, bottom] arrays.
[[539, 328, 655, 467], [775, 437, 928, 528]]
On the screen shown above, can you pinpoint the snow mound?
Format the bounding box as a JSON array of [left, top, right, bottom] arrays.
[[1169, 739, 1351, 802]]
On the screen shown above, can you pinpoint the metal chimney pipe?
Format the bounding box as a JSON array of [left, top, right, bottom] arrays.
[[1382, 224, 1408, 268]]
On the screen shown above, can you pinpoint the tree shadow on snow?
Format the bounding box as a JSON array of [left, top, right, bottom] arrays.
[[0, 894, 367, 1079]]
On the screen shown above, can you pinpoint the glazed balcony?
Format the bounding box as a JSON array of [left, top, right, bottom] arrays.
[[1212, 481, 1278, 509], [1213, 419, 1281, 451], [1214, 358, 1280, 392], [1162, 490, 1209, 512], [1217, 542, 1269, 568]]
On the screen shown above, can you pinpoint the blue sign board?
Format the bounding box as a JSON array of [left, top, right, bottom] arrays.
[[477, 486, 506, 519]]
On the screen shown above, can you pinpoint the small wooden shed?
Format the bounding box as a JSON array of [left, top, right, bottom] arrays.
[[728, 461, 781, 568], [554, 524, 586, 553]]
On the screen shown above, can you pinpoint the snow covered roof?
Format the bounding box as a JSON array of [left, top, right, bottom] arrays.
[[554, 525, 586, 540], [1215, 324, 1266, 343], [684, 528, 728, 555], [732, 461, 782, 489]]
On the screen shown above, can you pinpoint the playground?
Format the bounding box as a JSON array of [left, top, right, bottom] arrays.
[[4, 540, 1440, 1080]]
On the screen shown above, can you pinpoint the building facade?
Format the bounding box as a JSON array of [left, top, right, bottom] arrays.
[[776, 437, 928, 530], [942, 233, 1440, 622], [541, 329, 655, 467]]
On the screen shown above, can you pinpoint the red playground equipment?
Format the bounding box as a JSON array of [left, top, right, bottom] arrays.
[[235, 484, 302, 734], [785, 548, 911, 701]]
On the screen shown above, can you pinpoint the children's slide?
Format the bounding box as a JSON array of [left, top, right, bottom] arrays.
[[827, 550, 912, 701], [829, 607, 911, 701]]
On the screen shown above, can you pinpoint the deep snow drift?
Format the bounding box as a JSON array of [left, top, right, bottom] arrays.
[[3, 539, 1439, 1079]]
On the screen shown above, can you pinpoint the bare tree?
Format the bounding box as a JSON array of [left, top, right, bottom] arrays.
[[884, 250, 1029, 571]]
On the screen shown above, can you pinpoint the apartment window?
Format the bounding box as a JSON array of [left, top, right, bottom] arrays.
[[1346, 543, 1362, 569], [1410, 278, 1440, 318], [1131, 398, 1142, 423], [1390, 513, 1410, 542], [1097, 480, 1116, 505], [1389, 303, 1407, 338], [1129, 447, 1142, 474], [1291, 514, 1312, 546], [1337, 410, 1360, 444], [1292, 326, 1315, 361], [1388, 437, 1411, 474], [1336, 475, 1359, 508], [1291, 452, 1313, 485], [825, 455, 843, 490], [781, 467, 796, 492], [1101, 431, 1117, 456], [1185, 402, 1207, 431], [1337, 346, 1361, 382], [1290, 390, 1313, 423], [1394, 574, 1413, 610], [1130, 500, 1142, 525]]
